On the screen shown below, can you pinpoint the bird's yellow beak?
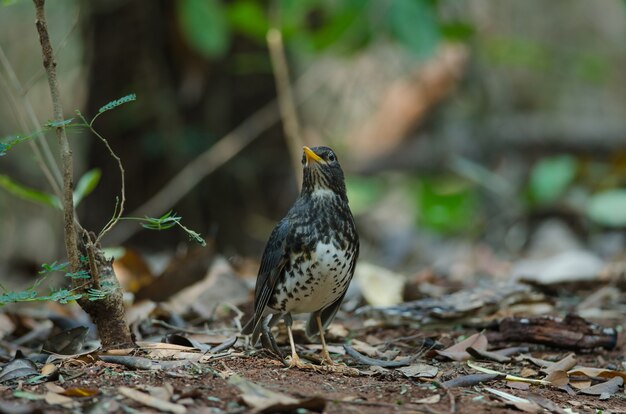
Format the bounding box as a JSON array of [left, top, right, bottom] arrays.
[[303, 146, 324, 165]]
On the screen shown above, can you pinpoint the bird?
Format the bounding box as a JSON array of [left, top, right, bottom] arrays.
[[242, 146, 359, 369]]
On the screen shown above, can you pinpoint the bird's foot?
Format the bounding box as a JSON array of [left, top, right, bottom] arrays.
[[286, 353, 318, 370]]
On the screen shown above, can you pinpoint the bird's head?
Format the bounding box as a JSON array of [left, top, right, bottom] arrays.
[[301, 146, 346, 198]]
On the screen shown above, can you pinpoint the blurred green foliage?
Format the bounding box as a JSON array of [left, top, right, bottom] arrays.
[[587, 190, 626, 228], [174, 0, 470, 59], [414, 177, 479, 234], [528, 155, 577, 206]]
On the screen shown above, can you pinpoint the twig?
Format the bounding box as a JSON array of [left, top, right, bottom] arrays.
[[33, 0, 81, 274], [343, 344, 413, 367], [0, 45, 63, 197], [76, 111, 126, 243], [267, 22, 304, 187]]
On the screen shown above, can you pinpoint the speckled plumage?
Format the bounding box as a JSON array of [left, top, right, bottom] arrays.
[[242, 146, 359, 363]]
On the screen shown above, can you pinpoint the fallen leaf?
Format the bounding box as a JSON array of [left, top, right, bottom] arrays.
[[350, 339, 381, 357], [396, 363, 438, 378], [520, 367, 539, 378], [468, 361, 550, 385], [484, 387, 542, 413], [44, 383, 65, 393], [44, 392, 76, 409], [525, 393, 571, 414], [506, 381, 530, 390], [442, 373, 500, 388], [0, 356, 38, 382], [435, 333, 487, 361], [466, 347, 510, 363], [42, 327, 89, 355], [413, 394, 441, 404], [228, 374, 325, 413], [162, 334, 210, 353], [12, 390, 44, 401], [354, 262, 405, 306], [544, 353, 576, 374], [569, 380, 592, 390], [62, 387, 99, 397], [41, 363, 58, 377], [567, 366, 626, 382], [118, 386, 186, 414], [544, 370, 569, 387], [579, 376, 623, 397]]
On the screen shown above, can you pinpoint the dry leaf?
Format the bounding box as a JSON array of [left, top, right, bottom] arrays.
[[507, 381, 530, 390], [118, 386, 186, 414], [569, 380, 592, 390], [484, 387, 542, 413], [396, 363, 438, 378], [44, 383, 65, 393], [468, 361, 550, 385], [44, 392, 76, 409], [41, 363, 58, 377], [350, 339, 380, 357], [413, 394, 441, 404], [62, 387, 99, 397], [435, 333, 488, 361], [579, 376, 623, 397], [567, 366, 626, 382], [544, 370, 569, 387], [520, 367, 539, 378], [544, 353, 576, 374], [228, 374, 325, 413], [0, 356, 38, 382], [442, 373, 500, 388]]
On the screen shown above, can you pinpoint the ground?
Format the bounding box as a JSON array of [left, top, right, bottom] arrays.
[[1, 321, 625, 414]]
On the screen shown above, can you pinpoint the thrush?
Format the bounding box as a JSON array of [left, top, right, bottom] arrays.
[[242, 146, 359, 369]]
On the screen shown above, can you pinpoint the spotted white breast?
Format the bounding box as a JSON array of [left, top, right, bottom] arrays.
[[272, 241, 355, 314]]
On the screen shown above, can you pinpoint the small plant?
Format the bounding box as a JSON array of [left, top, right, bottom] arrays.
[[0, 0, 204, 349]]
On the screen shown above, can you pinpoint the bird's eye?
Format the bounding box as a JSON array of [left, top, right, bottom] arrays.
[[328, 153, 336, 162]]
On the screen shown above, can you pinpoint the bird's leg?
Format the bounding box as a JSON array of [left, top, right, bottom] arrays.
[[315, 315, 359, 375], [316, 315, 334, 365], [284, 314, 315, 369]]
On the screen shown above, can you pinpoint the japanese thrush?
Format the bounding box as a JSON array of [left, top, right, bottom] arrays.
[[242, 146, 359, 369]]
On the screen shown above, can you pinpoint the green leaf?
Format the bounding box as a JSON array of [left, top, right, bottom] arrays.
[[227, 0, 269, 41], [73, 168, 101, 206], [388, 0, 440, 57], [415, 177, 478, 234], [0, 135, 28, 156], [587, 190, 626, 227], [65, 270, 91, 279], [0, 290, 37, 305], [39, 261, 69, 274], [98, 93, 137, 114], [529, 155, 577, 205], [0, 175, 61, 209], [178, 0, 230, 58], [44, 118, 74, 129]]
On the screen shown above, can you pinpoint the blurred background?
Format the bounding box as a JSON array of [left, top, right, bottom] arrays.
[[1, 0, 626, 302]]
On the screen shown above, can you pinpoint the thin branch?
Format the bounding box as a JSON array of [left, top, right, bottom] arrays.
[[77, 111, 126, 243], [33, 0, 81, 274], [0, 45, 63, 197], [267, 24, 304, 188]]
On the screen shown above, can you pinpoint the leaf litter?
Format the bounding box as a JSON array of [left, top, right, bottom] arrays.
[[2, 250, 626, 413]]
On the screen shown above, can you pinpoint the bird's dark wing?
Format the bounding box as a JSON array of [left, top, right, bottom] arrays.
[[241, 218, 290, 336]]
